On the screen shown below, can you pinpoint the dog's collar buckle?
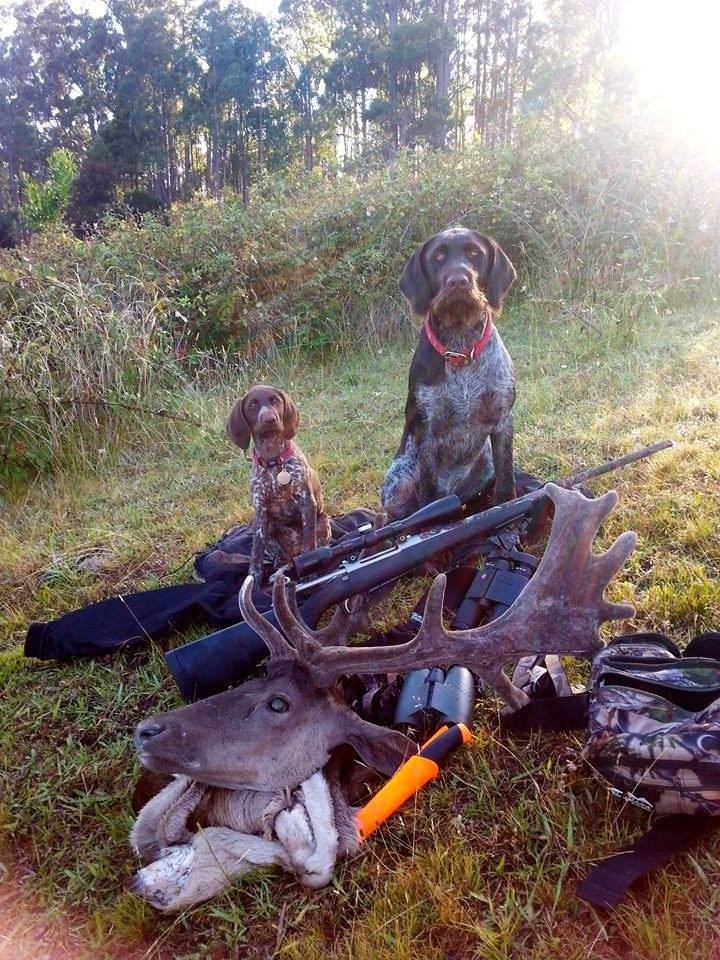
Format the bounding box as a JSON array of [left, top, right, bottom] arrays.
[[253, 441, 295, 470], [424, 311, 494, 367]]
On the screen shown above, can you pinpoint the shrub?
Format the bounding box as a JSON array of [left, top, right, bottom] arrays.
[[66, 157, 118, 236], [0, 210, 19, 248], [123, 189, 166, 220], [20, 148, 77, 229]]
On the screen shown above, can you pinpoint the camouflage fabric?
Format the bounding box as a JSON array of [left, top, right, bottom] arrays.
[[584, 638, 720, 816]]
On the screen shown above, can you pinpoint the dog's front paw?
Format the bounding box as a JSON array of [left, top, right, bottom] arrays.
[[126, 844, 195, 912]]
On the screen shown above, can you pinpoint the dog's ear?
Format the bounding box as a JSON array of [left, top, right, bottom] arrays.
[[279, 390, 300, 440], [226, 396, 252, 451], [482, 237, 516, 311], [399, 239, 433, 317]]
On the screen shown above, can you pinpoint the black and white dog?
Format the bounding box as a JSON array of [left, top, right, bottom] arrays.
[[381, 228, 517, 520]]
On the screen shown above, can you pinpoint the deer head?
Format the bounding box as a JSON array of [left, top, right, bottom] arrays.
[[134, 579, 414, 792], [134, 483, 636, 790]]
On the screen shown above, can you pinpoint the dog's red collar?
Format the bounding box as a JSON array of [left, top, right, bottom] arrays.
[[423, 311, 494, 367], [252, 441, 295, 469]]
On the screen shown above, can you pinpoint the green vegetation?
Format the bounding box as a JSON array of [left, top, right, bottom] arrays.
[[0, 0, 621, 217], [1, 298, 719, 959], [2, 125, 719, 484], [2, 0, 719, 955], [19, 149, 77, 230]]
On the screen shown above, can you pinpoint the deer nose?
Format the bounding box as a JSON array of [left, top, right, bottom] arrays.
[[136, 720, 167, 746]]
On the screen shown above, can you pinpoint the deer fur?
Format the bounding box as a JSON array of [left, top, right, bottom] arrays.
[[128, 771, 356, 911]]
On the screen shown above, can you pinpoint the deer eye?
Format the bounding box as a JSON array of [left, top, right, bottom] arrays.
[[267, 696, 290, 713]]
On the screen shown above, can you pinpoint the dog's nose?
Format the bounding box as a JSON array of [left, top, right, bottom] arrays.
[[257, 406, 281, 425], [446, 273, 470, 288], [136, 720, 166, 745]]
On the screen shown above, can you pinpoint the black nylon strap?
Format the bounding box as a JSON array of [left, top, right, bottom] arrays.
[[576, 815, 718, 911], [500, 692, 589, 733]]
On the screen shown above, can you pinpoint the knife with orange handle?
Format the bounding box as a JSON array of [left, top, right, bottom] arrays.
[[356, 722, 473, 840]]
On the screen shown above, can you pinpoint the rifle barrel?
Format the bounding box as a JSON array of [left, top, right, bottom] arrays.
[[560, 439, 673, 489]]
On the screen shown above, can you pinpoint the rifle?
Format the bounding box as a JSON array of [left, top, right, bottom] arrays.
[[166, 440, 672, 701]]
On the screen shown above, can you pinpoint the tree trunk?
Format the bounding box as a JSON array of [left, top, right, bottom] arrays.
[[387, 0, 400, 154], [238, 111, 248, 205], [434, 0, 456, 148]]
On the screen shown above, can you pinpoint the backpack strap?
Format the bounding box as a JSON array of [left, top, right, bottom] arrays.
[[500, 692, 588, 733], [576, 815, 719, 910], [500, 654, 588, 733]]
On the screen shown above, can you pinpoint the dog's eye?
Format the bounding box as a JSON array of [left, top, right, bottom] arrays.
[[267, 696, 290, 713], [434, 250, 446, 262], [247, 399, 257, 408], [270, 396, 281, 405], [467, 247, 481, 258]]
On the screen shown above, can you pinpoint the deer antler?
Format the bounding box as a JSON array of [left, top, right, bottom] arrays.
[[243, 485, 636, 709], [238, 573, 372, 664], [238, 576, 298, 660]]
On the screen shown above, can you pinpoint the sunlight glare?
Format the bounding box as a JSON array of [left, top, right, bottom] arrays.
[[619, 0, 720, 157]]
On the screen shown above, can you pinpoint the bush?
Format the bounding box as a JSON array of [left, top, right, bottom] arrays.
[[123, 189, 166, 220], [66, 156, 118, 236], [0, 256, 191, 482], [0, 210, 19, 248], [20, 148, 77, 229]]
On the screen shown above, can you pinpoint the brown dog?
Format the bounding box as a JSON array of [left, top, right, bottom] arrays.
[[227, 385, 331, 583]]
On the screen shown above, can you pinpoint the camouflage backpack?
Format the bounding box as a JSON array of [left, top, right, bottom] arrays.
[[583, 632, 720, 816]]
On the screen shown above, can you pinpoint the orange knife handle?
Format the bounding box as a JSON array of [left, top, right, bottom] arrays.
[[356, 755, 439, 839], [356, 723, 473, 840]]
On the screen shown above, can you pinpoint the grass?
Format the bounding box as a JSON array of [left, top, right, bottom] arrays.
[[1, 301, 720, 959]]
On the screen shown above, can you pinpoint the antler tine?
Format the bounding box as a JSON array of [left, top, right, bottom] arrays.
[[299, 485, 637, 707], [537, 485, 637, 628], [272, 575, 371, 652], [313, 594, 375, 647], [301, 574, 457, 687], [238, 576, 297, 661], [272, 574, 324, 657]]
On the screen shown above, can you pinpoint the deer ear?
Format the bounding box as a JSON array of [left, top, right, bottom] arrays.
[[279, 391, 300, 440], [399, 239, 433, 317], [226, 395, 251, 451], [343, 713, 416, 776], [482, 236, 516, 311]]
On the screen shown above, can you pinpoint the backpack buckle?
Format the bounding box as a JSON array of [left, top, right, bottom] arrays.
[[607, 786, 654, 812]]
